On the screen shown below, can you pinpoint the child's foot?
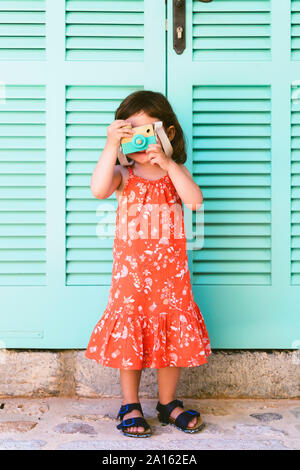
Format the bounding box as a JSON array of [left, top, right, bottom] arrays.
[[121, 405, 150, 434], [161, 402, 197, 428]]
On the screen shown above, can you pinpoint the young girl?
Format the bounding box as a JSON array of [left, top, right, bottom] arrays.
[[85, 90, 211, 438]]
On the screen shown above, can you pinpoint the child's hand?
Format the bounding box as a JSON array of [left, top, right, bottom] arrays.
[[106, 119, 134, 148], [145, 141, 172, 171]]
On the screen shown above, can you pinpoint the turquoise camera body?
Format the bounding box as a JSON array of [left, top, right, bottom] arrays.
[[121, 124, 157, 155], [117, 121, 173, 166]]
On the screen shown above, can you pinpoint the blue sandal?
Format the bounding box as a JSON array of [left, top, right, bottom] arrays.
[[156, 399, 205, 433], [116, 402, 152, 438]]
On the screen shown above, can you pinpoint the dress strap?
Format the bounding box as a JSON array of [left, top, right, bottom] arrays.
[[122, 164, 134, 193], [127, 165, 134, 178]]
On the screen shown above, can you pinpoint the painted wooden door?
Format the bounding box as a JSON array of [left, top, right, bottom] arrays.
[[1, 0, 299, 350], [0, 0, 165, 348], [167, 0, 300, 347]]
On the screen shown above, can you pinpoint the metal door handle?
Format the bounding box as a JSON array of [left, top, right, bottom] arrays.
[[173, 0, 185, 54], [173, 0, 213, 54]]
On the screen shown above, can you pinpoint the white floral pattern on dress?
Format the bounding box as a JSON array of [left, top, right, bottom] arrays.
[[85, 165, 211, 369]]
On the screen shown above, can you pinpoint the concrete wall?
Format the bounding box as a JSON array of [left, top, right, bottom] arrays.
[[0, 350, 299, 399]]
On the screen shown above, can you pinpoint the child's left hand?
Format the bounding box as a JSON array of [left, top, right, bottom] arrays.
[[145, 142, 171, 171]]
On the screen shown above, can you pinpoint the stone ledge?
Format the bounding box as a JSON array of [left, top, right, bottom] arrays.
[[0, 350, 299, 398]]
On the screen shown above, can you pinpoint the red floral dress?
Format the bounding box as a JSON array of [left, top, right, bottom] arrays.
[[85, 164, 211, 369]]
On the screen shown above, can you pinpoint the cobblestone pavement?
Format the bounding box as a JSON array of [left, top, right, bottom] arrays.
[[0, 397, 299, 450]]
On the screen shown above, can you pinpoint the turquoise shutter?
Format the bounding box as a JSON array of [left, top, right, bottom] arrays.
[[0, 0, 46, 60], [1, 0, 166, 347], [292, 0, 300, 285], [2, 0, 298, 350], [167, 0, 299, 347], [65, 1, 145, 61], [0, 85, 46, 287]]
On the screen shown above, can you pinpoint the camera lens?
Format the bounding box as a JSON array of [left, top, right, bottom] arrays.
[[133, 134, 146, 149]]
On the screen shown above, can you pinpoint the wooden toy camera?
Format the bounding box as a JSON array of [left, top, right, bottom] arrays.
[[117, 121, 173, 166], [120, 123, 157, 155]]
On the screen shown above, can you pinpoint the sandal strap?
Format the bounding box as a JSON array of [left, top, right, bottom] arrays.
[[156, 399, 184, 421], [117, 402, 143, 420], [174, 409, 200, 430], [116, 416, 150, 430]]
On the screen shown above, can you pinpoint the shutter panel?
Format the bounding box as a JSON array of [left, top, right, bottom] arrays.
[[292, 0, 300, 60], [192, 85, 271, 285], [167, 0, 298, 347], [292, 0, 300, 298], [65, 0, 144, 61], [291, 84, 300, 284], [0, 0, 45, 60], [0, 0, 166, 347], [193, 0, 271, 61], [0, 85, 46, 286]]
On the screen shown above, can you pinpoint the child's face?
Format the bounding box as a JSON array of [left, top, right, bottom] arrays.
[[124, 110, 161, 164]]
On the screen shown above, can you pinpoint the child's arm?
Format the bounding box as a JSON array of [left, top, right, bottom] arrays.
[[90, 120, 133, 199], [168, 160, 203, 211], [90, 142, 122, 199], [145, 142, 202, 211]]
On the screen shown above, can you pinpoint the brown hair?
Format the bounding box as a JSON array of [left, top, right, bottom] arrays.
[[114, 90, 187, 165]]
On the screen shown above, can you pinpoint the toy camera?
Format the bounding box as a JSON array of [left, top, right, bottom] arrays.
[[121, 123, 157, 155], [117, 121, 173, 166]]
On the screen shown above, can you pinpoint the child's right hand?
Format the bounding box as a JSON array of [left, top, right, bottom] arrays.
[[106, 119, 134, 148]]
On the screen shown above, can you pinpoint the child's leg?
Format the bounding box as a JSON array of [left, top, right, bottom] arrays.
[[157, 366, 197, 428], [119, 369, 148, 433], [120, 369, 142, 403]]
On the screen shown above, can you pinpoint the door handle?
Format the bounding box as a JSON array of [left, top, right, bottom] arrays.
[[173, 0, 185, 54], [173, 0, 213, 55]]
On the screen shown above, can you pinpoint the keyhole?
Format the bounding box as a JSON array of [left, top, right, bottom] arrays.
[[176, 26, 183, 39]]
